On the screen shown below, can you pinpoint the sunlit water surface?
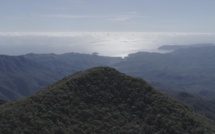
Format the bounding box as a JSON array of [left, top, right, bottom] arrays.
[[0, 32, 215, 57]]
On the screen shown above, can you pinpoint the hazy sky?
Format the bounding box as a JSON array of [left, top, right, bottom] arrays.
[[1, 0, 215, 32], [1, 0, 215, 57]]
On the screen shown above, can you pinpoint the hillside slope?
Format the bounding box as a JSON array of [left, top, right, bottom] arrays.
[[0, 67, 214, 134], [115, 46, 215, 97], [24, 52, 122, 77], [0, 53, 122, 100], [0, 55, 60, 100]]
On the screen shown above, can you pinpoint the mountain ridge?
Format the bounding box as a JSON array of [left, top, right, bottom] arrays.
[[0, 67, 214, 133], [0, 55, 60, 99], [158, 43, 215, 51], [1, 44, 215, 125]]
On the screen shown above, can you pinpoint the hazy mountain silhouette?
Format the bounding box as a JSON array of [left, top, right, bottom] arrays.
[[1, 44, 215, 124], [158, 43, 214, 51], [115, 45, 215, 98], [0, 53, 122, 100], [0, 55, 60, 100]]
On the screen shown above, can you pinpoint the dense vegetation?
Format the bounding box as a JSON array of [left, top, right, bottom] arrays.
[[173, 92, 215, 121], [0, 100, 7, 105], [0, 67, 214, 134], [113, 45, 215, 121], [1, 44, 215, 125], [2, 45, 215, 100]]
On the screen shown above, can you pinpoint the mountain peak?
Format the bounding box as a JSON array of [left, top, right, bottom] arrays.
[[0, 67, 214, 133]]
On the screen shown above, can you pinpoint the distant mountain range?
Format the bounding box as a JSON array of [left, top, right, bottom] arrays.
[[113, 45, 215, 121], [0, 55, 60, 99], [0, 53, 121, 100], [0, 67, 214, 133], [1, 44, 215, 122], [158, 43, 215, 50], [115, 45, 215, 98]]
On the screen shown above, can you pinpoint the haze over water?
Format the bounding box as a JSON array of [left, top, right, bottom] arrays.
[[0, 32, 215, 57]]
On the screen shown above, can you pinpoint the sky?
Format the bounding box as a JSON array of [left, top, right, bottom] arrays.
[[0, 0, 215, 57], [1, 0, 215, 32]]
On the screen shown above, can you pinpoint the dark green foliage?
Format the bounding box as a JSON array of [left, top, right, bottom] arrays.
[[113, 45, 215, 122], [0, 100, 7, 105], [171, 91, 215, 122], [1, 45, 215, 130], [0, 67, 214, 134]]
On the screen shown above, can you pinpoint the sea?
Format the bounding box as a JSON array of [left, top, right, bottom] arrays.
[[0, 32, 215, 57]]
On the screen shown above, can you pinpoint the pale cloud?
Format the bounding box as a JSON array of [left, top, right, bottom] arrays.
[[34, 11, 149, 22], [35, 14, 105, 19], [109, 17, 131, 22], [1, 0, 215, 32], [37, 0, 87, 13], [108, 12, 149, 22]]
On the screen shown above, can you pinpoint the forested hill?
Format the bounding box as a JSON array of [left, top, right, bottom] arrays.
[[2, 45, 215, 100], [113, 46, 215, 121], [1, 45, 215, 126], [0, 67, 214, 134]]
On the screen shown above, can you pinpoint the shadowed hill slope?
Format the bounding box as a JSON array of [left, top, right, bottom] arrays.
[[114, 46, 215, 96], [24, 52, 122, 77], [0, 67, 214, 134], [0, 53, 122, 100], [0, 55, 60, 100]]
